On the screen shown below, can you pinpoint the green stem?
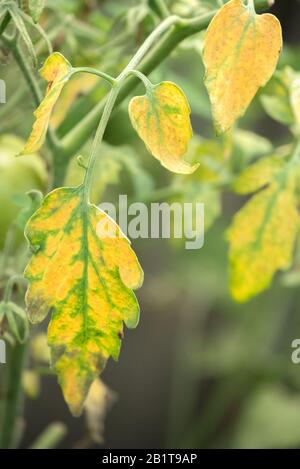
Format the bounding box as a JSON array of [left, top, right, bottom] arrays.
[[83, 83, 121, 202], [29, 423, 67, 449], [60, 0, 271, 165], [83, 14, 183, 201], [0, 11, 10, 37], [127, 69, 154, 89], [72, 67, 116, 86], [149, 0, 170, 19], [0, 341, 28, 448]]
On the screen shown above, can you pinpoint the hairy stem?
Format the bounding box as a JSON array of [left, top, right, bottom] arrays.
[[72, 67, 116, 86], [83, 83, 121, 202], [149, 0, 170, 19], [0, 11, 11, 37]]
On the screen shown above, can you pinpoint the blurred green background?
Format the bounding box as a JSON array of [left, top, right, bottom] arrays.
[[2, 0, 300, 449]]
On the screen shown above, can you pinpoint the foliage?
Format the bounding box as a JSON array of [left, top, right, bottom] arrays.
[[1, 0, 300, 450]]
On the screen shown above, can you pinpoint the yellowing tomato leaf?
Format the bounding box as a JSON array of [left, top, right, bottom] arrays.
[[227, 170, 299, 302], [203, 0, 282, 134], [21, 52, 72, 155], [24, 186, 143, 416], [232, 156, 284, 195], [128, 81, 198, 174]]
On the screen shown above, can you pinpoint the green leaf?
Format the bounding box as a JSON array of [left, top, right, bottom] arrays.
[[8, 3, 37, 66], [24, 185, 143, 416], [13, 190, 43, 230]]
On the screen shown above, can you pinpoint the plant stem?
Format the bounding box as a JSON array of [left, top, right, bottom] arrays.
[[83, 15, 183, 201], [83, 83, 121, 202], [0, 11, 10, 37], [126, 69, 153, 89], [0, 341, 28, 448], [149, 0, 170, 19], [60, 0, 271, 166], [72, 67, 116, 86], [248, 0, 256, 13], [29, 422, 67, 449]]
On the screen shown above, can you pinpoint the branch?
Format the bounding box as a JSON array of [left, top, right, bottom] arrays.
[[60, 0, 272, 166], [0, 11, 11, 37]]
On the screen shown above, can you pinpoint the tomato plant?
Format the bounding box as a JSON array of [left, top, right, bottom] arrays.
[[1, 0, 300, 450]]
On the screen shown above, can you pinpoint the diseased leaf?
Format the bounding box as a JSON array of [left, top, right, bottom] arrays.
[[203, 0, 282, 134], [128, 81, 198, 174], [232, 156, 284, 195], [21, 52, 72, 154], [24, 185, 143, 416], [227, 169, 299, 302]]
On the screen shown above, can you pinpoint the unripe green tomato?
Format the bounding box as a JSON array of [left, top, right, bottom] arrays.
[[0, 134, 48, 248]]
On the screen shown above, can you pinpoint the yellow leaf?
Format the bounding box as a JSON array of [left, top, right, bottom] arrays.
[[24, 186, 143, 416], [22, 370, 40, 399], [227, 171, 299, 302], [203, 0, 282, 134], [128, 81, 198, 174], [84, 378, 116, 444], [232, 156, 284, 195], [21, 52, 72, 154]]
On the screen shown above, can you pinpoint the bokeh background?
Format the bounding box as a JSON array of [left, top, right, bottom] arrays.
[[2, 0, 300, 449]]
